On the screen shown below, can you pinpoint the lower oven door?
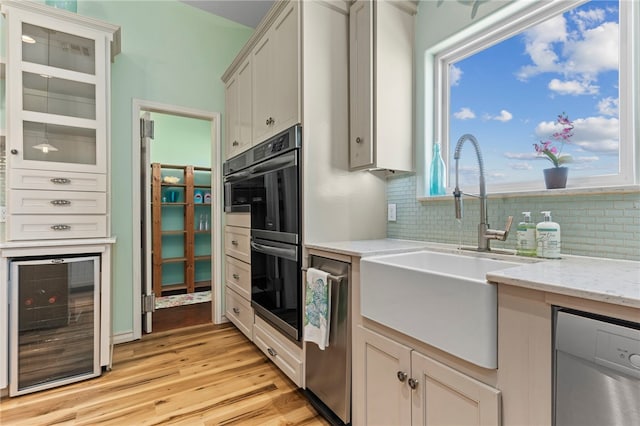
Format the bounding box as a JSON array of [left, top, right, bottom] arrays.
[[250, 237, 301, 342]]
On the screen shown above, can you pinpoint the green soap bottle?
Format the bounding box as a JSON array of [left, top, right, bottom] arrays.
[[516, 212, 536, 256]]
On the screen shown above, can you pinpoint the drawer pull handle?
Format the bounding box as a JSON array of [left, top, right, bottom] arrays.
[[267, 347, 277, 357], [232, 141, 239, 147], [231, 240, 239, 246], [50, 178, 71, 184], [50, 199, 71, 206], [232, 273, 240, 280], [408, 378, 419, 390], [51, 224, 71, 231], [10, 149, 18, 155], [232, 307, 240, 314]]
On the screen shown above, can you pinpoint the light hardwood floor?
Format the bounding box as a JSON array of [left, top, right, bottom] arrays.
[[0, 323, 330, 425]]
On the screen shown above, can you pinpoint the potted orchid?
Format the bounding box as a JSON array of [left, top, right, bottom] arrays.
[[533, 112, 574, 189]]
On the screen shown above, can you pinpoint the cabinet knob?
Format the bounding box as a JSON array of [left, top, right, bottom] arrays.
[[267, 347, 277, 357], [232, 273, 240, 280], [232, 141, 239, 147], [233, 307, 240, 314], [231, 240, 239, 246], [396, 371, 407, 382], [266, 117, 274, 126], [10, 149, 18, 155], [408, 378, 419, 390], [356, 137, 363, 144]]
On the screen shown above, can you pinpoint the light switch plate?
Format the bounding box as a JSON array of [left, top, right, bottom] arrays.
[[0, 206, 6, 223], [387, 203, 396, 222]]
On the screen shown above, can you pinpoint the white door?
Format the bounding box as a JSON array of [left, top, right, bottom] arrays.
[[140, 112, 154, 333]]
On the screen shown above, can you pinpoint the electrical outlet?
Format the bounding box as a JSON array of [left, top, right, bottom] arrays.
[[387, 203, 397, 222], [0, 206, 6, 223]]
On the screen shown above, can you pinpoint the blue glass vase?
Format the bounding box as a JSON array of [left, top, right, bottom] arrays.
[[429, 143, 447, 196]]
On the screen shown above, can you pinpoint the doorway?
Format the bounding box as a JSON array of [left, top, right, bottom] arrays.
[[131, 100, 222, 338]]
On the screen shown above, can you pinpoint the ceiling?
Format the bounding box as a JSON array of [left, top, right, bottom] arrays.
[[180, 0, 274, 28]]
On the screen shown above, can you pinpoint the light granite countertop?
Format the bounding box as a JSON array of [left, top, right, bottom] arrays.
[[306, 238, 640, 310]]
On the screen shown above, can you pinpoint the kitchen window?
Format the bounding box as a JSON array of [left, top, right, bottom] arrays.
[[429, 0, 637, 194]]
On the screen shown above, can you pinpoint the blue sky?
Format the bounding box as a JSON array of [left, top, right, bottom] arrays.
[[449, 0, 620, 187]]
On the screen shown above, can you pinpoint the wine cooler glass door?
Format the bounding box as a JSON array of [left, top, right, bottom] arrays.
[[9, 255, 100, 396]]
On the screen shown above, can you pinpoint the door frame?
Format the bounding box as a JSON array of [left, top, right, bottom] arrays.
[[131, 99, 223, 339]]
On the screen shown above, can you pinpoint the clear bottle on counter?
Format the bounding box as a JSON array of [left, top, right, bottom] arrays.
[[429, 142, 447, 196], [516, 212, 536, 256]]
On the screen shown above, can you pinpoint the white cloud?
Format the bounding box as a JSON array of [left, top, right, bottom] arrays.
[[516, 14, 567, 80], [454, 107, 476, 120], [504, 152, 538, 160], [509, 162, 533, 171], [573, 155, 600, 164], [535, 115, 619, 154], [571, 8, 606, 32], [516, 14, 618, 88], [564, 22, 619, 77], [597, 97, 619, 116], [450, 64, 463, 86], [548, 78, 599, 95], [484, 110, 513, 122]]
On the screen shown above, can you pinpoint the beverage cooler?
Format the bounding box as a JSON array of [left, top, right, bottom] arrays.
[[9, 255, 101, 396]]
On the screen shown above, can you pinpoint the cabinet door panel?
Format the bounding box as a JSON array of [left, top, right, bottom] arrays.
[[271, 2, 299, 135], [349, 0, 374, 170], [355, 326, 412, 426], [225, 74, 239, 158], [412, 351, 501, 426], [252, 35, 273, 144], [236, 58, 253, 151]]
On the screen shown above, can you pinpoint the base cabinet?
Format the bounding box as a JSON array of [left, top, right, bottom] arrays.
[[253, 316, 303, 387], [224, 213, 253, 341], [355, 326, 501, 426]]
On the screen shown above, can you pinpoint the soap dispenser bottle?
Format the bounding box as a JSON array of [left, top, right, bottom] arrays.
[[429, 142, 447, 196], [516, 212, 536, 256], [536, 211, 561, 259]]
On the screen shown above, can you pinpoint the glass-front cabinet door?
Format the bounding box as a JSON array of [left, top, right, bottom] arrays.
[[6, 13, 107, 173]]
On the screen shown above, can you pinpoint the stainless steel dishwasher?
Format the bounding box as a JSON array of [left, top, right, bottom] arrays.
[[305, 255, 351, 425], [553, 307, 640, 426]]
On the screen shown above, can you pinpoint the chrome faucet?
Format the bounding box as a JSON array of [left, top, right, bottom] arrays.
[[453, 134, 513, 251]]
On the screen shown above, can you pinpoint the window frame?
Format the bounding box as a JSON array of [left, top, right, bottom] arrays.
[[427, 0, 638, 195]]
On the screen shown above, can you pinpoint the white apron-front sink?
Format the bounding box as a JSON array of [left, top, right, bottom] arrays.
[[360, 250, 520, 369]]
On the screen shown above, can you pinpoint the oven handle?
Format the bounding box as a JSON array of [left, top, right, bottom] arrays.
[[224, 170, 251, 182], [250, 241, 298, 261], [249, 150, 297, 176]]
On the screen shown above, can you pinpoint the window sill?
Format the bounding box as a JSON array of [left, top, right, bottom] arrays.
[[417, 184, 640, 202]]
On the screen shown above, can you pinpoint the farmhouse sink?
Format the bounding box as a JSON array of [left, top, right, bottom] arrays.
[[360, 250, 520, 369]]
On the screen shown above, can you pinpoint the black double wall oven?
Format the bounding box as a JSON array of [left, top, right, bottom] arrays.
[[224, 125, 302, 343]]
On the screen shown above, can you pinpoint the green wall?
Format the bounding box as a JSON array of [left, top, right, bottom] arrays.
[[71, 1, 253, 336]]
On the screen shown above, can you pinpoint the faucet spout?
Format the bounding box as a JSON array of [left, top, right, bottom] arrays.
[[453, 134, 512, 251]]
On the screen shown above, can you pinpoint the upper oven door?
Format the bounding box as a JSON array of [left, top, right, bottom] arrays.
[[246, 149, 300, 243]]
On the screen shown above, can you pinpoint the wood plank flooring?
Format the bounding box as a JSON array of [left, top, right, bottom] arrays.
[[0, 323, 330, 426]]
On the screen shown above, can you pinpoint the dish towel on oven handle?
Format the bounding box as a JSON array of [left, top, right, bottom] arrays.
[[304, 267, 331, 350]]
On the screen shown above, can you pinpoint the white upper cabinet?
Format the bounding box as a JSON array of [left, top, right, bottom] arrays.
[[2, 1, 119, 241], [349, 0, 415, 172], [251, 1, 299, 145], [225, 57, 252, 159], [5, 11, 111, 174]]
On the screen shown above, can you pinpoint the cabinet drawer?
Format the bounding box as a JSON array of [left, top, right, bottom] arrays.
[[253, 316, 303, 387], [8, 215, 107, 241], [9, 190, 107, 214], [225, 256, 251, 300], [9, 169, 107, 192], [225, 287, 254, 341], [225, 225, 251, 263], [226, 212, 250, 228]]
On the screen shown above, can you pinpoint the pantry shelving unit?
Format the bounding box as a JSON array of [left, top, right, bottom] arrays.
[[151, 163, 212, 296]]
